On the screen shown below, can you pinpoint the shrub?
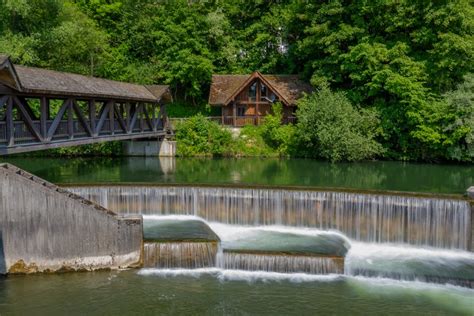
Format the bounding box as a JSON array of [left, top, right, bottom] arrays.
[[259, 103, 297, 155], [175, 114, 233, 156], [442, 73, 474, 162], [295, 87, 384, 162], [234, 125, 278, 157]]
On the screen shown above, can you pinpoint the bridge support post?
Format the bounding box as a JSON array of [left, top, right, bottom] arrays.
[[123, 139, 176, 157]]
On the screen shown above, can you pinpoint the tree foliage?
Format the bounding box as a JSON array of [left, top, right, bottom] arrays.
[[175, 114, 233, 157], [296, 87, 384, 162], [0, 0, 472, 161]]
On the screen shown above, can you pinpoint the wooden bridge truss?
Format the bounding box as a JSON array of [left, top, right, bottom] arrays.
[[0, 95, 167, 155], [0, 55, 170, 155]]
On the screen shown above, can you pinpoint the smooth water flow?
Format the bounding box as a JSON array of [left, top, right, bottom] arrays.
[[137, 215, 474, 288], [220, 252, 343, 274], [144, 242, 218, 269], [70, 186, 472, 250]]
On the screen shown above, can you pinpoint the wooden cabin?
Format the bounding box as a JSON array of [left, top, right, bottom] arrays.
[[209, 71, 312, 126]]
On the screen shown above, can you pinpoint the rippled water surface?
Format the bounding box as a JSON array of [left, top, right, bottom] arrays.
[[1, 270, 473, 315]]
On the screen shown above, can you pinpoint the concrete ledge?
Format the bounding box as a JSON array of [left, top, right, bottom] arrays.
[[0, 163, 143, 274], [123, 139, 176, 157]]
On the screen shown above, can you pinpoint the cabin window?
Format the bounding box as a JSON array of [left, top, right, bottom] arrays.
[[269, 92, 277, 102], [237, 106, 246, 116], [249, 82, 257, 101], [260, 84, 268, 101]]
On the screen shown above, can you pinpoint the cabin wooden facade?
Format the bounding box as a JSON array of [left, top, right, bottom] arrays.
[[209, 72, 312, 126]]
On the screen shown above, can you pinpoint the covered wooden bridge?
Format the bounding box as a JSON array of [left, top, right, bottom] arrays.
[[0, 55, 171, 155]]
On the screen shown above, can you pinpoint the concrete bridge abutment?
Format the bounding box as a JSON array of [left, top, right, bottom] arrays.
[[123, 139, 176, 157]]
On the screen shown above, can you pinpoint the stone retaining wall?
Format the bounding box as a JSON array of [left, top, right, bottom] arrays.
[[0, 163, 143, 274]]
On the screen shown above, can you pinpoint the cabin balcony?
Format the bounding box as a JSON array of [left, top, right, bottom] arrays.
[[168, 116, 296, 130], [206, 115, 296, 127]]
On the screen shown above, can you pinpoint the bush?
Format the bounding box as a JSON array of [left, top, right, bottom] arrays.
[[295, 87, 384, 162], [259, 103, 296, 155], [175, 114, 233, 156], [442, 73, 474, 162], [234, 125, 279, 157]]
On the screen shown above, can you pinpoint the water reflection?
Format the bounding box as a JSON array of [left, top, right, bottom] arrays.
[[1, 157, 473, 194]]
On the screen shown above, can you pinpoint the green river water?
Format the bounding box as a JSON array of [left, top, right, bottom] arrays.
[[0, 157, 473, 315], [2, 157, 473, 194]]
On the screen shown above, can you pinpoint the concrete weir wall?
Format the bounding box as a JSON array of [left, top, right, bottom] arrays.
[[0, 163, 143, 274], [468, 187, 474, 252]]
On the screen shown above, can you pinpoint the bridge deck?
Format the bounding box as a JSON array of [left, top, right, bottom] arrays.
[[0, 55, 171, 155]]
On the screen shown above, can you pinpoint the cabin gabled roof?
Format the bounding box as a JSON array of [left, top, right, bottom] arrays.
[[0, 55, 170, 102], [209, 72, 313, 106]]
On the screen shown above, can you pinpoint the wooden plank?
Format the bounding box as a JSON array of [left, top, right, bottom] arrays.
[[67, 100, 74, 139], [113, 103, 127, 132], [129, 103, 142, 132], [142, 104, 154, 131], [6, 96, 14, 147], [233, 101, 236, 126], [47, 99, 70, 141], [12, 96, 42, 141], [153, 103, 165, 131], [95, 101, 111, 134], [72, 99, 93, 137], [89, 99, 96, 136], [109, 101, 115, 135], [40, 97, 48, 139], [161, 103, 168, 130], [125, 102, 131, 133]]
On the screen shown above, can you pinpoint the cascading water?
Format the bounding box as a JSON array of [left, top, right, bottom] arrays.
[[70, 185, 472, 250], [344, 243, 474, 288], [144, 242, 218, 269], [220, 252, 343, 274]]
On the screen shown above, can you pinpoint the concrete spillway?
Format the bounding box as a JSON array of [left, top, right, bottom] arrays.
[[69, 185, 473, 250], [0, 164, 143, 274]]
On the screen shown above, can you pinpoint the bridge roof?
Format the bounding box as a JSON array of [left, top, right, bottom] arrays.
[[0, 55, 170, 102]]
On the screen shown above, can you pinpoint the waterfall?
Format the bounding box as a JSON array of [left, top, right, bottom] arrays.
[[344, 243, 474, 288], [219, 252, 343, 274], [143, 242, 218, 269], [69, 185, 472, 250]]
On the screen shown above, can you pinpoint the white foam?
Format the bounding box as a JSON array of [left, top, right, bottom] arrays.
[[347, 275, 474, 293], [138, 268, 342, 283], [208, 222, 349, 243], [348, 242, 474, 261]]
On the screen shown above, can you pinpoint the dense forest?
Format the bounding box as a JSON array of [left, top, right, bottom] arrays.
[[0, 0, 472, 162]]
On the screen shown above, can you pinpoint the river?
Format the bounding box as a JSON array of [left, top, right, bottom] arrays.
[[0, 157, 473, 315]]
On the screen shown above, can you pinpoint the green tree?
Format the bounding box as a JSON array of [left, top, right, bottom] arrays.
[[286, 0, 474, 160], [175, 114, 233, 157], [442, 74, 474, 161], [295, 86, 384, 162]]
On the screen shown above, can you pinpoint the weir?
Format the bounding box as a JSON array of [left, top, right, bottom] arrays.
[[142, 217, 220, 268], [220, 252, 343, 274], [144, 242, 218, 269], [69, 185, 472, 250], [0, 164, 143, 274]]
